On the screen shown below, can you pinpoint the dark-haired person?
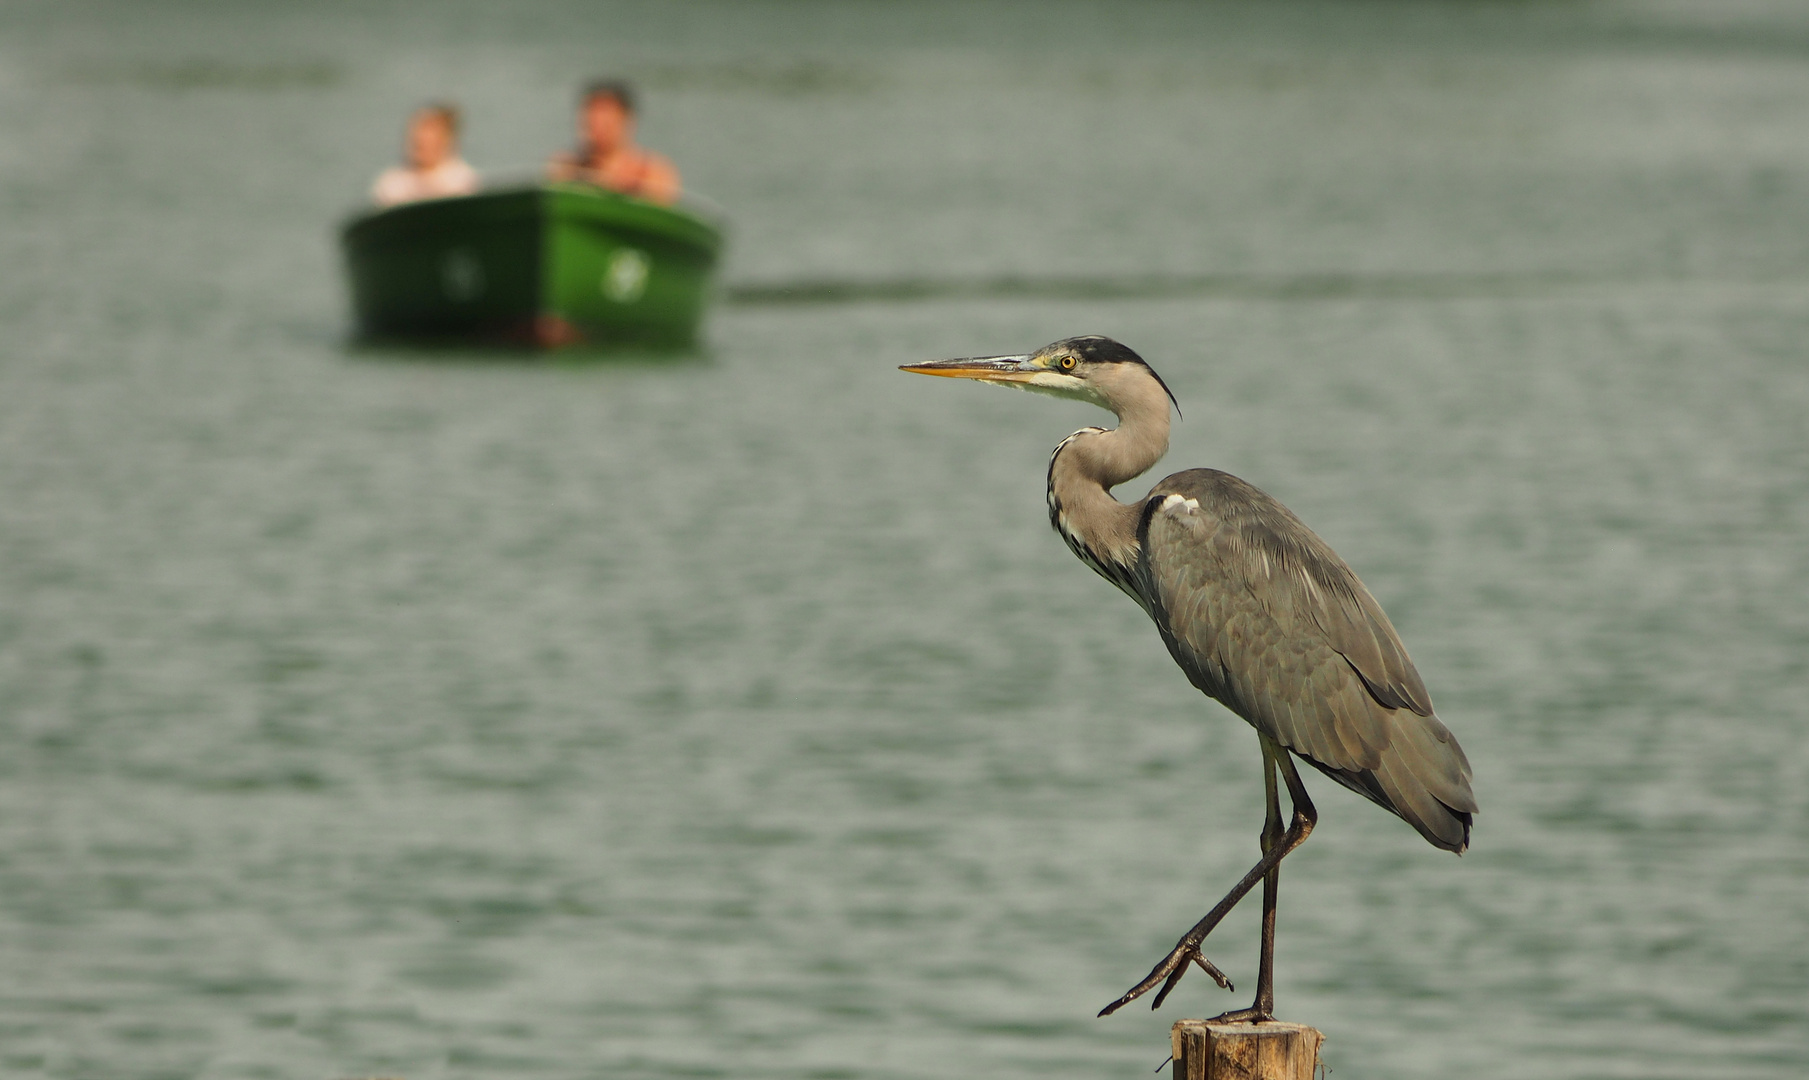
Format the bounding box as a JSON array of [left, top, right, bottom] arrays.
[[546, 80, 680, 205], [371, 103, 479, 207]]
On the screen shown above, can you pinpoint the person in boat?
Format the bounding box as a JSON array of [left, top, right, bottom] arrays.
[[370, 103, 479, 207], [546, 79, 681, 205]]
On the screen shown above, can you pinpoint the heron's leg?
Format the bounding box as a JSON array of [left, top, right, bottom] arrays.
[[1098, 738, 1317, 1018], [1226, 738, 1286, 1018], [1256, 738, 1284, 1014], [1206, 737, 1300, 1023]]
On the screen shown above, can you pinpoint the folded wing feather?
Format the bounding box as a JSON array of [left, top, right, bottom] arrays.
[[1136, 469, 1475, 851]]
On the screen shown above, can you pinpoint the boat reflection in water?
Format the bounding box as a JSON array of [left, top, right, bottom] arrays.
[[340, 183, 724, 350]]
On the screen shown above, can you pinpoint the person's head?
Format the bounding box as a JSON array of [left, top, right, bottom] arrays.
[[579, 79, 637, 153], [407, 103, 460, 169]]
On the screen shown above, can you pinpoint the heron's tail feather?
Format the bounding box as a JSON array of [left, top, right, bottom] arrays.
[[1305, 710, 1476, 853]]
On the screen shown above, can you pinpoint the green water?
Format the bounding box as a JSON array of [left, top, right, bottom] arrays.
[[3, 2, 1808, 1077]]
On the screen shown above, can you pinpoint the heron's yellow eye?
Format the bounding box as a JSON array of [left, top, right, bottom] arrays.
[[1059, 356, 1076, 371]]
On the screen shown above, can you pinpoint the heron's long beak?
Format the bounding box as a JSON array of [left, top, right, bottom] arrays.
[[898, 354, 1036, 384]]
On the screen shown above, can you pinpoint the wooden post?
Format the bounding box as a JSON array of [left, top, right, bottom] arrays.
[[1171, 1020, 1323, 1080]]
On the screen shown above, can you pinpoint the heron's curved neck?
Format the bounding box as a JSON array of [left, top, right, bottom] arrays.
[[1047, 383, 1171, 576]]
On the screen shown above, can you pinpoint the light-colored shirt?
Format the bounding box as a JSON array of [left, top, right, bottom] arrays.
[[370, 158, 479, 207]]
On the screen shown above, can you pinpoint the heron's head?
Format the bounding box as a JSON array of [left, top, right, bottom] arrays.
[[900, 335, 1180, 419]]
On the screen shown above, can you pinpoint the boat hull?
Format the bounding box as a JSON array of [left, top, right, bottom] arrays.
[[341, 185, 723, 349]]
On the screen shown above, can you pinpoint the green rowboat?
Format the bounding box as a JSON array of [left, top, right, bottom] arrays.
[[341, 184, 724, 349]]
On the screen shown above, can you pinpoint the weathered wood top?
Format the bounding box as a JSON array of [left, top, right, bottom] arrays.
[[1171, 1020, 1324, 1080]]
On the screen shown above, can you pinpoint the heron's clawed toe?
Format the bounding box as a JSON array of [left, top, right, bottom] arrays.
[[1152, 945, 1234, 1009], [1190, 951, 1234, 990], [1205, 1005, 1274, 1024], [1096, 940, 1233, 1017]]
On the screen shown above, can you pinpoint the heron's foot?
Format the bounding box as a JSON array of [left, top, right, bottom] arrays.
[[1096, 940, 1233, 1017], [1204, 1005, 1274, 1024]]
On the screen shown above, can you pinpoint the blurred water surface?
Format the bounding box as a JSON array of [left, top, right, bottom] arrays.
[[2, 2, 1808, 1078]]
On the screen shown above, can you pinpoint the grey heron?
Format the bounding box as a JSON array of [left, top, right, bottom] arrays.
[[901, 336, 1476, 1021]]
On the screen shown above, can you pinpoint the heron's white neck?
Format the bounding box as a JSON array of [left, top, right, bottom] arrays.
[[1046, 372, 1172, 589]]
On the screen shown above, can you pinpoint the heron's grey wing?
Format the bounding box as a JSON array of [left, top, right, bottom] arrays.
[[1138, 470, 1476, 851], [1135, 472, 1393, 772]]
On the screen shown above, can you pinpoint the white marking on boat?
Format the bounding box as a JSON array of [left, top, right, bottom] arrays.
[[603, 248, 650, 303]]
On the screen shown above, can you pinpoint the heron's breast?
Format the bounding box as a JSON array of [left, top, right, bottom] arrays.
[[1049, 496, 1145, 606]]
